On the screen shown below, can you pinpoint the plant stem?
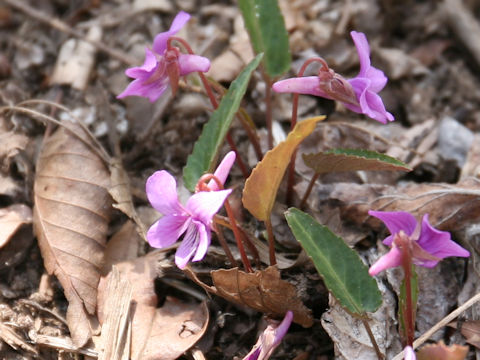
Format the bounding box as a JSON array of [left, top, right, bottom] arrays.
[[168, 37, 250, 179], [265, 217, 277, 266], [262, 72, 274, 149], [212, 223, 238, 268], [299, 173, 320, 209], [361, 317, 384, 360], [402, 256, 415, 347], [224, 200, 253, 272], [285, 58, 330, 206]]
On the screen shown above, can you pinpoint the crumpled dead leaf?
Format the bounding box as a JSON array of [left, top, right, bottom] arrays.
[[416, 341, 468, 360], [0, 204, 32, 249], [98, 253, 209, 360], [33, 122, 112, 347], [211, 266, 313, 328]]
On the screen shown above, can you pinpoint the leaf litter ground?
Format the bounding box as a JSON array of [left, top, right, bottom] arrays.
[[1, 0, 480, 359]]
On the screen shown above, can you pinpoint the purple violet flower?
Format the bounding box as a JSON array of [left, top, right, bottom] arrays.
[[242, 311, 293, 360], [368, 210, 470, 276], [117, 11, 210, 102], [272, 31, 394, 124], [146, 152, 235, 269]]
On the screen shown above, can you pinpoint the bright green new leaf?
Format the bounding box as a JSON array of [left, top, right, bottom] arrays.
[[183, 54, 263, 191], [303, 148, 411, 174], [242, 116, 325, 221], [238, 0, 291, 77], [285, 208, 382, 314]]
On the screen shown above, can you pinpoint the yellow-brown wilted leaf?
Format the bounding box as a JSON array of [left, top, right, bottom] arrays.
[[417, 341, 468, 360], [33, 123, 111, 347], [211, 266, 313, 327], [242, 116, 325, 221], [98, 254, 209, 360]]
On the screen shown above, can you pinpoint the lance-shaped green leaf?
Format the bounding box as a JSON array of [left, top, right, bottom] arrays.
[[285, 208, 382, 314], [238, 0, 291, 77], [242, 116, 325, 221], [183, 54, 263, 191], [303, 148, 411, 174]]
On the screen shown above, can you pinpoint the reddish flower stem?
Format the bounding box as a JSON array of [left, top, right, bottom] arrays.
[[286, 58, 330, 206], [197, 174, 253, 272], [398, 235, 415, 347], [299, 173, 320, 209], [265, 217, 277, 266], [262, 71, 274, 149], [213, 223, 238, 268], [168, 37, 250, 179]]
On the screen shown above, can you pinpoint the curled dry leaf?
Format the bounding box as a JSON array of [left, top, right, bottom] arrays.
[[0, 204, 32, 248], [211, 266, 313, 327], [98, 253, 209, 360], [416, 340, 468, 360], [33, 122, 112, 347]]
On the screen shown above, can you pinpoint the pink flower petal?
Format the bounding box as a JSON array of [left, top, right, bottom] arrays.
[[153, 11, 191, 54], [146, 170, 185, 215], [369, 210, 418, 245], [147, 214, 190, 248], [125, 48, 157, 78], [192, 221, 210, 262], [368, 246, 403, 276], [117, 77, 169, 102], [364, 90, 394, 124], [272, 77, 332, 99], [175, 220, 202, 269], [208, 151, 236, 191], [350, 31, 371, 77], [178, 54, 210, 75], [418, 214, 470, 260], [404, 346, 416, 360], [186, 189, 232, 225], [365, 66, 388, 92]]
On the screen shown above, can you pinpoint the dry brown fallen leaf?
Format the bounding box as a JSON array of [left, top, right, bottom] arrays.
[[306, 178, 480, 233], [33, 122, 112, 347], [0, 204, 32, 248], [98, 253, 209, 360], [450, 320, 480, 348], [211, 266, 313, 328], [416, 341, 468, 360]]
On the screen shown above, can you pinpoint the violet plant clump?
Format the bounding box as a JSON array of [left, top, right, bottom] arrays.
[[368, 210, 469, 348], [146, 152, 235, 269], [368, 210, 470, 276], [117, 11, 210, 102], [272, 31, 394, 124]]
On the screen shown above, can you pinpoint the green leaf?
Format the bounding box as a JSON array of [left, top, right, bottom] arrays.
[[183, 54, 263, 191], [302, 148, 412, 174], [285, 208, 382, 314], [238, 0, 291, 77]]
